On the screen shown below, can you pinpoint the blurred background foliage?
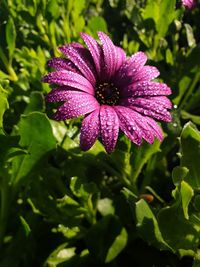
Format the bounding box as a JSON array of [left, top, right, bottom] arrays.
[[0, 0, 200, 266]]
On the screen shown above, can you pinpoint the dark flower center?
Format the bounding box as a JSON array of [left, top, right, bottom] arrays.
[[95, 82, 120, 105]]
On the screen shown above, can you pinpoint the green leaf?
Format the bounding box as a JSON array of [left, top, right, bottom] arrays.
[[0, 85, 9, 134], [135, 199, 172, 251], [85, 215, 128, 263], [142, 0, 176, 37], [180, 122, 200, 189], [172, 166, 189, 186], [45, 243, 76, 266], [11, 112, 56, 187], [180, 181, 194, 220], [47, 0, 60, 18], [88, 17, 108, 37], [109, 0, 120, 7], [19, 216, 31, 237], [166, 48, 174, 65], [181, 110, 200, 125], [72, 0, 85, 18], [6, 17, 16, 60], [158, 201, 199, 256], [97, 198, 115, 216], [0, 135, 20, 164], [193, 250, 200, 267], [24, 91, 45, 114], [70, 176, 98, 200], [185, 23, 196, 48], [130, 139, 161, 183]]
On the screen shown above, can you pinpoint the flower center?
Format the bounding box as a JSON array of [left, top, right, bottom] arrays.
[[95, 82, 120, 105]]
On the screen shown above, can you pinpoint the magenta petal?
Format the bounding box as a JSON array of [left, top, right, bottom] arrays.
[[100, 105, 119, 153], [53, 92, 99, 120], [122, 96, 172, 109], [122, 82, 172, 97], [133, 114, 155, 144], [145, 117, 163, 141], [59, 44, 97, 86], [47, 58, 79, 72], [118, 52, 147, 76], [116, 106, 155, 144], [182, 0, 196, 8], [147, 96, 172, 109], [128, 52, 147, 67], [80, 109, 100, 151], [42, 70, 94, 95], [46, 89, 92, 102], [129, 97, 172, 122], [98, 31, 118, 79], [115, 52, 147, 87], [80, 32, 103, 76], [46, 87, 69, 102], [114, 106, 143, 145], [133, 66, 160, 82], [115, 46, 126, 71]]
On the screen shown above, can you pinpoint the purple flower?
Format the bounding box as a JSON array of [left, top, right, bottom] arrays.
[[181, 0, 196, 8], [43, 32, 172, 153]]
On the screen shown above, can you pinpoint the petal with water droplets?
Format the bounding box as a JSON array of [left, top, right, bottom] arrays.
[[80, 109, 100, 151], [122, 82, 172, 98], [100, 105, 119, 153], [129, 97, 172, 122], [145, 117, 163, 141], [47, 58, 79, 72], [59, 43, 96, 86], [42, 70, 94, 95], [115, 46, 126, 71], [133, 66, 160, 82], [116, 106, 156, 144], [98, 31, 118, 79], [46, 87, 69, 102], [115, 52, 147, 86], [53, 92, 99, 120], [147, 96, 172, 109], [80, 32, 103, 76], [114, 106, 143, 145]]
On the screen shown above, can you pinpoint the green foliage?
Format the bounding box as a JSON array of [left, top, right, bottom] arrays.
[[0, 0, 200, 266]]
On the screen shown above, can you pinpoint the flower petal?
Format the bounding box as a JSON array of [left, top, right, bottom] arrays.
[[100, 105, 119, 153], [80, 32, 103, 77], [147, 96, 172, 109], [46, 87, 87, 102], [59, 43, 97, 86], [121, 81, 172, 98], [46, 87, 69, 102], [53, 92, 99, 120], [115, 46, 126, 71], [129, 97, 172, 122], [114, 106, 143, 145], [80, 109, 100, 151], [115, 52, 147, 87], [133, 66, 160, 82], [145, 117, 163, 141], [47, 57, 79, 72], [42, 70, 94, 95], [133, 115, 155, 144], [98, 31, 118, 79]]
